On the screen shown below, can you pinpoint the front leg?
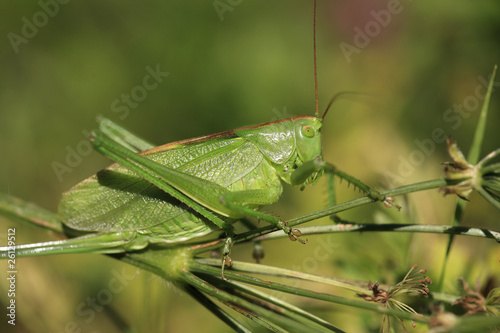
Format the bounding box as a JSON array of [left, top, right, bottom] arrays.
[[290, 157, 397, 211], [323, 162, 397, 209]]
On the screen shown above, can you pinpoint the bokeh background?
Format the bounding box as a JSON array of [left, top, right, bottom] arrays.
[[1, 0, 499, 332]]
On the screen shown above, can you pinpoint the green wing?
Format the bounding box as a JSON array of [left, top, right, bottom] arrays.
[[59, 135, 263, 241]]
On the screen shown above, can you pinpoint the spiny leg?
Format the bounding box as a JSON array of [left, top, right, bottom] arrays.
[[324, 162, 397, 209], [326, 171, 364, 224], [326, 170, 345, 223], [290, 156, 397, 209]]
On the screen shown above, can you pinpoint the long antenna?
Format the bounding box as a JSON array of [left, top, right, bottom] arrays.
[[313, 0, 319, 117], [321, 91, 366, 121]]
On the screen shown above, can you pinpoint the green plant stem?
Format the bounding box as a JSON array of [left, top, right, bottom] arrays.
[[181, 283, 254, 333], [481, 162, 500, 174], [0, 193, 64, 234], [478, 187, 500, 211], [253, 224, 500, 243], [221, 280, 345, 332], [178, 268, 309, 332], [234, 178, 453, 244], [189, 261, 430, 324], [289, 178, 451, 226], [437, 65, 497, 292], [199, 257, 460, 305], [468, 65, 497, 165], [197, 258, 368, 294]]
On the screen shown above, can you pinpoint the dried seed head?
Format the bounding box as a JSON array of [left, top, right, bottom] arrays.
[[359, 265, 433, 331], [440, 137, 500, 209], [452, 277, 500, 315]]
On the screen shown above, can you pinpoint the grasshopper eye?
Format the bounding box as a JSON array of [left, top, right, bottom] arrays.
[[301, 125, 315, 138]]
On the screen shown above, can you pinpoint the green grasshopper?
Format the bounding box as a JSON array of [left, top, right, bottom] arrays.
[[0, 111, 389, 282], [54, 107, 391, 278], [5, 0, 391, 277]]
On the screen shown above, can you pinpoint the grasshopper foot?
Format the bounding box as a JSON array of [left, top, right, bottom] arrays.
[[221, 236, 233, 281], [368, 190, 400, 211], [288, 228, 308, 244], [279, 221, 308, 244], [381, 196, 400, 210]]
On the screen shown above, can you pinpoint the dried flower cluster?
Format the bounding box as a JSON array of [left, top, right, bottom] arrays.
[[453, 277, 500, 316], [358, 264, 432, 331], [441, 137, 500, 210]]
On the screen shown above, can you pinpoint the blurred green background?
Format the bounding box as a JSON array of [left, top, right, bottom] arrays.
[[1, 0, 499, 332]]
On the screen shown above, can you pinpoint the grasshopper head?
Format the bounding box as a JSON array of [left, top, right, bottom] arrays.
[[291, 116, 324, 185]]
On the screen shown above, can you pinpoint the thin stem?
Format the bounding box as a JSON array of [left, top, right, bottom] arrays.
[[481, 162, 500, 174], [178, 269, 309, 332], [468, 65, 497, 165], [438, 65, 497, 291], [181, 283, 253, 333], [235, 178, 450, 243], [478, 187, 500, 211], [196, 258, 368, 294], [0, 193, 64, 235], [290, 178, 450, 226], [478, 149, 500, 167], [189, 261, 430, 324], [253, 224, 500, 243], [222, 280, 345, 333]]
